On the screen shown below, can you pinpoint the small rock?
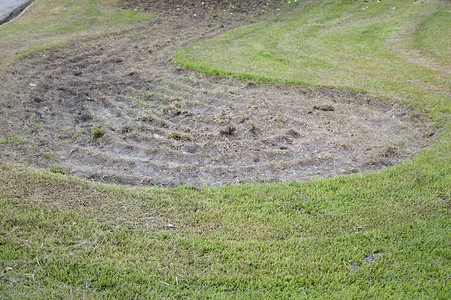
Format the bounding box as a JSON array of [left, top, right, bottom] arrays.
[[301, 194, 308, 201], [181, 144, 199, 154], [379, 158, 393, 166], [220, 126, 236, 135], [319, 153, 331, 160], [167, 223, 175, 229], [313, 105, 335, 111], [365, 252, 384, 264], [78, 113, 92, 122], [286, 128, 300, 138]]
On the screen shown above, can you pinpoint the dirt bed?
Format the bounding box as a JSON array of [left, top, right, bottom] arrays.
[[0, 0, 435, 187]]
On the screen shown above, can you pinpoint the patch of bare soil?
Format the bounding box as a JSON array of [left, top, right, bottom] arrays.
[[0, 0, 435, 187], [120, 0, 287, 17]]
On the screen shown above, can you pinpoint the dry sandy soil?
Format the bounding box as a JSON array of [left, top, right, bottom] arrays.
[[0, 0, 435, 187]]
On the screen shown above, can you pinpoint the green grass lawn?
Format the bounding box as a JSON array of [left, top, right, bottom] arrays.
[[176, 0, 450, 124], [1, 0, 450, 298]]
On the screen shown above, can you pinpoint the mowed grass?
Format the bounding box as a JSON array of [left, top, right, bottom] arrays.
[[176, 0, 450, 124], [1, 0, 450, 298]]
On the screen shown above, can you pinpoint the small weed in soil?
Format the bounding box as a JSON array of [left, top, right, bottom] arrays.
[[121, 125, 132, 133], [50, 165, 65, 174], [169, 131, 191, 141], [92, 128, 105, 138], [250, 122, 259, 134], [43, 152, 56, 160]]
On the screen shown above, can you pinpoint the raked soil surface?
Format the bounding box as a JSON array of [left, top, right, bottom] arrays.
[[0, 0, 436, 187]]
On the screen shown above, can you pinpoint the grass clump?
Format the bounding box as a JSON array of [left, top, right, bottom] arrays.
[[168, 130, 191, 141], [0, 134, 25, 149], [49, 165, 65, 174], [92, 128, 105, 138], [42, 152, 56, 160]]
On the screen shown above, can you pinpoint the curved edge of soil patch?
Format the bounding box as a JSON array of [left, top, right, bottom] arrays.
[[0, 0, 36, 26], [0, 0, 438, 188]]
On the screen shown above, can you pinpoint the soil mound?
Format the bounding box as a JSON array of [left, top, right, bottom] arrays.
[[0, 1, 434, 186]]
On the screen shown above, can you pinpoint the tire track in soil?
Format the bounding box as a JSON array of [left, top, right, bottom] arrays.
[[0, 0, 435, 187]]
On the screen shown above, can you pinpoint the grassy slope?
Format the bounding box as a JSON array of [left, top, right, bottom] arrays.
[[1, 0, 450, 298], [176, 0, 450, 124]]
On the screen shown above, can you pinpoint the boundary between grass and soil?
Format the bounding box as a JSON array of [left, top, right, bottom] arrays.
[[0, 0, 36, 27]]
